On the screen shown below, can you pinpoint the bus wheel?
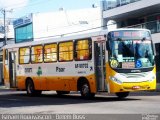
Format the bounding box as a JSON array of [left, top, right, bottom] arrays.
[[26, 79, 36, 96], [80, 83, 95, 99], [56, 91, 70, 95], [116, 92, 129, 99]]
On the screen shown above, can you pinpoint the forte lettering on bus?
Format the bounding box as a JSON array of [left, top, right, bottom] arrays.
[[75, 63, 88, 68], [56, 67, 65, 72]]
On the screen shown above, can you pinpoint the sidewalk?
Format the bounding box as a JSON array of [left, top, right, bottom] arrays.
[[156, 83, 160, 92], [0, 85, 12, 91], [0, 85, 6, 89]]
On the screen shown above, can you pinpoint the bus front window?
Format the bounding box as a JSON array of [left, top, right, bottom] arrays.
[[134, 40, 154, 68], [109, 31, 154, 69]]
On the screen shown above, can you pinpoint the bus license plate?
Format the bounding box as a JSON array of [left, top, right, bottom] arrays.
[[132, 86, 140, 90]]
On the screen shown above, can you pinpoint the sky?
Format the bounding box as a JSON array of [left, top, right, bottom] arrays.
[[0, 0, 101, 19]]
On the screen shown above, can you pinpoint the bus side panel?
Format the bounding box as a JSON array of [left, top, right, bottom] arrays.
[[16, 74, 96, 92], [17, 76, 46, 90], [3, 64, 10, 87], [86, 74, 97, 93], [45, 75, 96, 92], [67, 77, 78, 91], [32, 77, 42, 90], [3, 49, 10, 88], [17, 76, 27, 89], [17, 76, 43, 90], [45, 76, 65, 91]]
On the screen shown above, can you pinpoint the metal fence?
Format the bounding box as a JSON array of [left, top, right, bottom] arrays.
[[127, 20, 160, 34], [105, 0, 141, 10]]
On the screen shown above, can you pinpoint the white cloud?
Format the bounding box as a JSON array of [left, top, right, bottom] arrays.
[[0, 0, 29, 9]]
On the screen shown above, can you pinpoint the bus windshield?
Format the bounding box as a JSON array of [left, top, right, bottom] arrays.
[[108, 30, 154, 69]]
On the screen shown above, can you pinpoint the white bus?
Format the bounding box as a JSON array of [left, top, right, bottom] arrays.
[[3, 28, 156, 99]]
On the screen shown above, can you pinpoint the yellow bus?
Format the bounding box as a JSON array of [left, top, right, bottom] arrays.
[[3, 28, 156, 99]]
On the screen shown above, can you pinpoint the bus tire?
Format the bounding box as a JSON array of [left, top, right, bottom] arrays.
[[116, 92, 129, 99], [56, 91, 70, 95], [80, 83, 95, 99], [26, 79, 36, 96]]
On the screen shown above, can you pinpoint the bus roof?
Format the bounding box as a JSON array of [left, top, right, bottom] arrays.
[[4, 28, 150, 49]]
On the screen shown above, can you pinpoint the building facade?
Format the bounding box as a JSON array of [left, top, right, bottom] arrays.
[[13, 7, 101, 43], [101, 0, 160, 84]]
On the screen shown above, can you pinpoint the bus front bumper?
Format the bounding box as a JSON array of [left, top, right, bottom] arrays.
[[109, 80, 156, 93]]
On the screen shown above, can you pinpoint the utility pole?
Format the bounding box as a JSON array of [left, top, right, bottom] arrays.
[[1, 9, 12, 46]]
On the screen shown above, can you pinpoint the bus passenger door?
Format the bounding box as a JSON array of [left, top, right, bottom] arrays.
[[9, 52, 17, 88], [94, 41, 107, 91]]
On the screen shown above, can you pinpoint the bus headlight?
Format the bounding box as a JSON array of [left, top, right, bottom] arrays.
[[110, 76, 122, 84], [148, 75, 155, 82]]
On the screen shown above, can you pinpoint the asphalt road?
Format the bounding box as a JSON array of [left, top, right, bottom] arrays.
[[0, 89, 160, 115]]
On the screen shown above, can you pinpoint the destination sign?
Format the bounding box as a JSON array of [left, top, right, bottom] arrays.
[[111, 30, 151, 39]]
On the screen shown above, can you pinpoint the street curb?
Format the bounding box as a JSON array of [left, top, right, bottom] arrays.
[[0, 85, 9, 90]]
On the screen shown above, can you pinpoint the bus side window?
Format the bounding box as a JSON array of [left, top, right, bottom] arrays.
[[59, 41, 73, 62], [19, 47, 30, 64], [44, 43, 57, 62], [75, 39, 92, 61], [31, 45, 43, 63]]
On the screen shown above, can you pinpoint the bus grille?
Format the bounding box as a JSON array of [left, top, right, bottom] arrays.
[[120, 73, 147, 78]]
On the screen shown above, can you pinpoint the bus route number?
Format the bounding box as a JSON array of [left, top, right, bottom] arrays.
[[75, 63, 88, 68]]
